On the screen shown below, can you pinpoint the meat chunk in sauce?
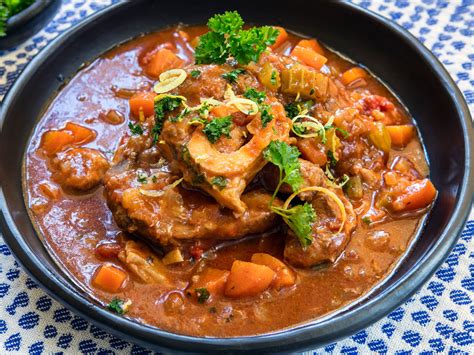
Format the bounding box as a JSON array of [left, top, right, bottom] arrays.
[[51, 148, 109, 191]]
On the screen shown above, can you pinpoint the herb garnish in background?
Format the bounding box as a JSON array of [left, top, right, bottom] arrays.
[[0, 0, 35, 36]]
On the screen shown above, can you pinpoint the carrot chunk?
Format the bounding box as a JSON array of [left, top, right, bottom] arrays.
[[144, 48, 184, 78], [341, 67, 367, 86], [92, 263, 128, 293], [225, 260, 275, 297], [129, 91, 156, 118], [64, 122, 96, 145], [391, 179, 436, 212], [386, 125, 415, 147], [40, 130, 75, 156], [188, 267, 230, 301], [291, 45, 327, 70], [297, 39, 324, 55], [271, 26, 288, 49], [251, 253, 296, 290]]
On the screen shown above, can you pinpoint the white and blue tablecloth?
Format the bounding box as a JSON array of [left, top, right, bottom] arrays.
[[0, 0, 473, 353]]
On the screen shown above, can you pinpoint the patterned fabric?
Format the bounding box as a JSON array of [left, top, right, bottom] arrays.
[[0, 0, 472, 353]]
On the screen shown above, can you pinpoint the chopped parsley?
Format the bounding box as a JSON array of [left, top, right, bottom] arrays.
[[221, 68, 246, 83], [211, 176, 228, 190], [284, 100, 314, 119], [362, 216, 372, 225], [270, 70, 277, 86], [272, 203, 316, 248], [137, 171, 148, 183], [190, 69, 201, 78], [263, 140, 303, 202], [202, 116, 232, 143], [194, 11, 279, 65], [243, 89, 273, 127], [153, 96, 185, 142], [107, 298, 130, 315], [327, 150, 338, 169], [128, 122, 143, 135], [195, 288, 210, 303]]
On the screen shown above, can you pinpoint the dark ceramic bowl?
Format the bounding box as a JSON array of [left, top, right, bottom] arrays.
[[0, 0, 473, 352], [0, 0, 60, 49]]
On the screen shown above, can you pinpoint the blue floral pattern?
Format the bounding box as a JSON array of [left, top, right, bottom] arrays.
[[0, 0, 472, 353]]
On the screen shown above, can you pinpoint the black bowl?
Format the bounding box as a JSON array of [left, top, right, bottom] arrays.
[[0, 0, 473, 352], [0, 0, 61, 50]]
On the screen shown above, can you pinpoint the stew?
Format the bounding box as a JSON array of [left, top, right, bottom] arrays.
[[25, 12, 437, 337]]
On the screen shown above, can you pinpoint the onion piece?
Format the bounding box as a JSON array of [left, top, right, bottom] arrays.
[[153, 69, 187, 94], [139, 178, 183, 198], [291, 114, 326, 140]]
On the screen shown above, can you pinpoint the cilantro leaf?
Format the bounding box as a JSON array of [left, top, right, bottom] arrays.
[[202, 116, 232, 143], [272, 203, 316, 248], [211, 176, 228, 190], [195, 287, 210, 303], [263, 140, 303, 201], [244, 88, 266, 104], [128, 122, 143, 135], [221, 68, 245, 83]]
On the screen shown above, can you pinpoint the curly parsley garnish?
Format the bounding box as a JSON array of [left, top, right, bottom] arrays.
[[244, 88, 266, 104], [195, 11, 279, 65], [190, 69, 201, 78], [107, 298, 131, 315], [211, 176, 228, 190], [202, 116, 233, 143], [153, 95, 185, 142]]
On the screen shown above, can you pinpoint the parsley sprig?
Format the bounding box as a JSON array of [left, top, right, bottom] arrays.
[[244, 88, 274, 127], [153, 95, 185, 143], [272, 203, 316, 248], [195, 11, 279, 65], [222, 68, 246, 83], [202, 116, 233, 143]]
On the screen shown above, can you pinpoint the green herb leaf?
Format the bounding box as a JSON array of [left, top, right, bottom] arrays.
[[153, 96, 185, 142], [327, 150, 338, 169], [270, 70, 277, 86], [362, 216, 372, 225], [263, 140, 303, 201], [137, 171, 148, 184], [195, 287, 210, 303], [202, 116, 232, 143], [272, 203, 316, 248], [194, 11, 278, 65], [260, 103, 274, 128], [221, 68, 246, 83], [128, 122, 143, 135], [211, 176, 228, 190], [107, 298, 129, 314], [0, 5, 8, 37], [244, 88, 266, 104], [190, 69, 201, 78], [284, 100, 314, 119]]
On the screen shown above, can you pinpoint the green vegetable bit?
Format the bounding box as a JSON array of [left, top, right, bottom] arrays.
[[263, 140, 303, 202], [221, 68, 245, 83], [202, 116, 232, 143], [128, 122, 143, 135], [194, 11, 278, 65], [272, 203, 316, 248], [195, 287, 210, 304], [153, 96, 185, 142], [244, 88, 266, 104], [137, 172, 148, 184], [107, 298, 128, 315], [260, 104, 274, 127], [190, 69, 201, 78], [211, 176, 228, 190]]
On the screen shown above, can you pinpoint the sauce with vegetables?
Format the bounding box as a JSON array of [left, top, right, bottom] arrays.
[[24, 12, 436, 337]]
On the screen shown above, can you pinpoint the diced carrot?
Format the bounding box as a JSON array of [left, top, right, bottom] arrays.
[[386, 125, 415, 147], [188, 267, 230, 300], [297, 39, 324, 55], [144, 48, 184, 78], [64, 122, 96, 145], [291, 45, 327, 70], [178, 30, 190, 41], [391, 179, 436, 212], [271, 26, 288, 49], [40, 130, 75, 156], [341, 67, 367, 86], [251, 253, 296, 290], [190, 36, 200, 49], [225, 260, 275, 298], [92, 263, 128, 293], [129, 91, 156, 118]]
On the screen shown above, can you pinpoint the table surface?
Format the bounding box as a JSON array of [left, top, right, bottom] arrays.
[[0, 0, 473, 354]]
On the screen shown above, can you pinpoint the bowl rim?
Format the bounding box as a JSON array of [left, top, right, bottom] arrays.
[[5, 0, 56, 32], [0, 1, 473, 352]]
